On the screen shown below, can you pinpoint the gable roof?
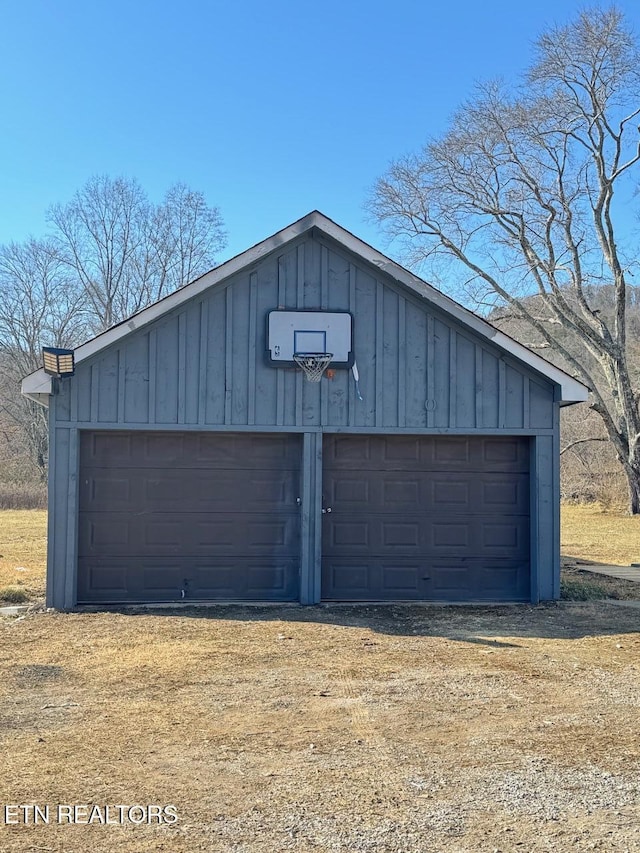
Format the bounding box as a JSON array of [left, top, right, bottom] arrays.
[[22, 210, 589, 406]]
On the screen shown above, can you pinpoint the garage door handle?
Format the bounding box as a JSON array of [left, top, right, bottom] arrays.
[[322, 506, 332, 514]]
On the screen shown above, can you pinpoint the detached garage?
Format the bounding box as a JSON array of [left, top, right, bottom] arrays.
[[22, 211, 588, 608]]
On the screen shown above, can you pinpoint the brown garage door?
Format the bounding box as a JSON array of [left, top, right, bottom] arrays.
[[322, 435, 530, 602], [78, 431, 302, 603]]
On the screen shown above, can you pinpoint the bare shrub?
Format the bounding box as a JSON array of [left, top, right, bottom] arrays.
[[0, 483, 47, 510], [0, 586, 30, 604]]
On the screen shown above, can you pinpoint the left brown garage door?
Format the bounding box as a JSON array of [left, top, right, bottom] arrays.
[[77, 431, 302, 604]]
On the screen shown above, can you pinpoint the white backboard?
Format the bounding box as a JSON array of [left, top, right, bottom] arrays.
[[267, 310, 353, 367]]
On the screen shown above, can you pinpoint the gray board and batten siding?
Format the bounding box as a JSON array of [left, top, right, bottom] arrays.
[[53, 235, 558, 432], [37, 215, 578, 608]]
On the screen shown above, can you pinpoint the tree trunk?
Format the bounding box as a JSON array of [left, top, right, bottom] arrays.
[[625, 466, 640, 515]]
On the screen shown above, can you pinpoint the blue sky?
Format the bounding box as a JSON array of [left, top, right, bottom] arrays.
[[1, 0, 638, 263]]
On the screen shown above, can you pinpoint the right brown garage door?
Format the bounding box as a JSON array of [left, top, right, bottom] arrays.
[[322, 435, 530, 602]]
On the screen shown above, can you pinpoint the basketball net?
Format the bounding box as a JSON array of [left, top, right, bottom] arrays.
[[293, 353, 333, 382]]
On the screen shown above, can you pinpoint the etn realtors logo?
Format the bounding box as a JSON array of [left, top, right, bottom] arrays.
[[2, 804, 178, 825]]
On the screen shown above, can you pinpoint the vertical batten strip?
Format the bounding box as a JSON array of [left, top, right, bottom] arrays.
[[177, 313, 187, 424], [225, 287, 233, 424], [398, 298, 406, 427], [498, 359, 506, 428], [320, 245, 329, 308], [45, 404, 57, 607], [148, 330, 157, 424], [117, 349, 125, 423], [300, 431, 313, 603], [475, 344, 483, 428], [90, 364, 99, 422], [53, 428, 69, 608], [70, 373, 78, 423], [297, 244, 305, 305], [529, 438, 539, 604], [449, 330, 457, 428], [248, 273, 258, 425], [277, 254, 287, 305], [63, 429, 79, 608], [552, 405, 561, 599], [375, 280, 384, 427], [276, 257, 286, 426], [198, 301, 208, 425], [348, 264, 356, 426], [295, 245, 305, 425], [523, 376, 530, 429], [312, 432, 323, 604], [320, 246, 329, 426], [426, 314, 435, 428]]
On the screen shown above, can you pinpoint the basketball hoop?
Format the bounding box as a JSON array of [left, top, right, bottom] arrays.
[[293, 352, 333, 382]]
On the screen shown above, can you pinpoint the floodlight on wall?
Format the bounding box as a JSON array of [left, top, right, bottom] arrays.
[[42, 347, 75, 378]]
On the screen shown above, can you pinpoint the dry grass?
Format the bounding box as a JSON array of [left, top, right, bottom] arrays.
[[560, 568, 640, 601], [1, 604, 640, 851], [0, 510, 47, 601], [561, 502, 640, 566]]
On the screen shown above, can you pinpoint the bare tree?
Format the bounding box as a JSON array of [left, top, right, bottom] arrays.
[[0, 239, 87, 479], [0, 177, 226, 486], [49, 176, 226, 332], [149, 183, 227, 299], [368, 7, 640, 513]]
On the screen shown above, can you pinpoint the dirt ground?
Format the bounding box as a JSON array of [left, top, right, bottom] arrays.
[[1, 602, 640, 852]]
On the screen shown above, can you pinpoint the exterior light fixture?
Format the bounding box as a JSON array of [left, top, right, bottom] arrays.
[[42, 347, 75, 378]]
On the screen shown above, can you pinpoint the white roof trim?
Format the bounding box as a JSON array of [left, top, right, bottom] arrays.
[[22, 210, 589, 406]]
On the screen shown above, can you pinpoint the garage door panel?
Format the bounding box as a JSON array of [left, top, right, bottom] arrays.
[[78, 557, 300, 603], [323, 557, 529, 602], [81, 467, 298, 513], [482, 437, 526, 465], [381, 564, 424, 592], [382, 522, 421, 547], [330, 563, 370, 593], [432, 521, 469, 548], [430, 561, 529, 600], [83, 474, 132, 505], [246, 565, 287, 594], [324, 436, 529, 473], [322, 559, 429, 600], [193, 562, 296, 598], [79, 512, 300, 557], [326, 471, 529, 514], [80, 431, 299, 470], [78, 431, 301, 603], [479, 562, 530, 597], [79, 564, 129, 594], [324, 514, 528, 559], [140, 565, 185, 593], [481, 519, 528, 550], [80, 432, 134, 466], [322, 435, 530, 602], [190, 433, 299, 467]]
